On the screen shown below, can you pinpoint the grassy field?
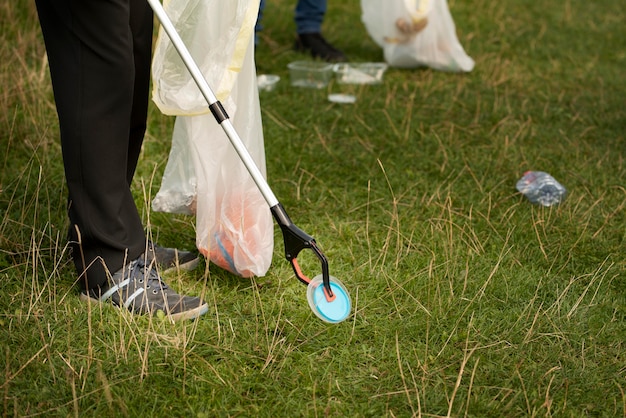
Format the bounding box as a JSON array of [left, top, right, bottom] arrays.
[[1, 0, 625, 416]]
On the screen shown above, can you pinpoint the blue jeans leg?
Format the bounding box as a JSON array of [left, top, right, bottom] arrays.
[[255, 0, 266, 44], [295, 0, 326, 34]]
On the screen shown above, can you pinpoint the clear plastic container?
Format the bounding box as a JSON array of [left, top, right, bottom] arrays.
[[333, 62, 388, 84], [287, 61, 334, 89], [257, 74, 280, 92], [516, 171, 567, 206]]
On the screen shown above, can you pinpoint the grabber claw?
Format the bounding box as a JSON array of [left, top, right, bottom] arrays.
[[270, 203, 333, 296], [271, 203, 351, 323]]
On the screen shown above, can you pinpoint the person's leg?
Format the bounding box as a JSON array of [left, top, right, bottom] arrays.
[[293, 0, 346, 62], [36, 0, 207, 321], [35, 0, 148, 291], [294, 0, 326, 34], [255, 0, 266, 44], [126, 0, 154, 183]]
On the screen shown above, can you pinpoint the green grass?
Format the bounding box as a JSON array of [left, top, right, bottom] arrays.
[[1, 0, 625, 416]]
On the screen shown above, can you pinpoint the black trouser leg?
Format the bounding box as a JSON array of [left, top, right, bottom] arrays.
[[35, 0, 153, 290]]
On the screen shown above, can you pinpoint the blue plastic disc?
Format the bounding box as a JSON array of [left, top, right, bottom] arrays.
[[306, 275, 351, 323]]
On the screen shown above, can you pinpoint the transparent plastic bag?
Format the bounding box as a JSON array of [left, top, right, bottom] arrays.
[[516, 171, 567, 207], [151, 117, 196, 215], [151, 0, 273, 277], [151, 0, 259, 115], [361, 0, 474, 72]]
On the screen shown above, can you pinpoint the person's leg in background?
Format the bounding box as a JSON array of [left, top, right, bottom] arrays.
[[255, 0, 266, 45], [294, 0, 346, 62], [294, 0, 325, 34], [255, 0, 346, 62]]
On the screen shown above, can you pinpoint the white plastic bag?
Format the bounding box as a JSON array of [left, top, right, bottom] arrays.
[[361, 0, 474, 72], [151, 0, 274, 278], [151, 117, 196, 215], [151, 0, 259, 115]]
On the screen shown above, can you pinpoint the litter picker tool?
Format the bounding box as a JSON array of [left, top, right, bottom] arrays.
[[147, 0, 351, 323]]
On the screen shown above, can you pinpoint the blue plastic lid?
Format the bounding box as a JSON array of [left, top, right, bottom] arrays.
[[306, 275, 351, 323]]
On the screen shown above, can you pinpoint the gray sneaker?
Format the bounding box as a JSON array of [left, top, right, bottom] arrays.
[[148, 242, 200, 274], [81, 254, 208, 322]]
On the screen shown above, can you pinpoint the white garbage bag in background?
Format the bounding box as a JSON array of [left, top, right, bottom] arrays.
[[361, 0, 475, 72]]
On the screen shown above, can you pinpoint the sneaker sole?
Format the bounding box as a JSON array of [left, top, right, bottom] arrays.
[[160, 256, 200, 275], [80, 293, 209, 322]]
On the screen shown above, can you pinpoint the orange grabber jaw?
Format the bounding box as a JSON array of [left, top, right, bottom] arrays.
[[271, 203, 335, 299]]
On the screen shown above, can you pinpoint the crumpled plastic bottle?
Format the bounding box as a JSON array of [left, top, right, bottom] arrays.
[[516, 171, 567, 207]]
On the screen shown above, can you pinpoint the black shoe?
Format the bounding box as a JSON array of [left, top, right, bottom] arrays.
[[295, 33, 347, 62], [147, 242, 199, 274], [81, 254, 208, 322]]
